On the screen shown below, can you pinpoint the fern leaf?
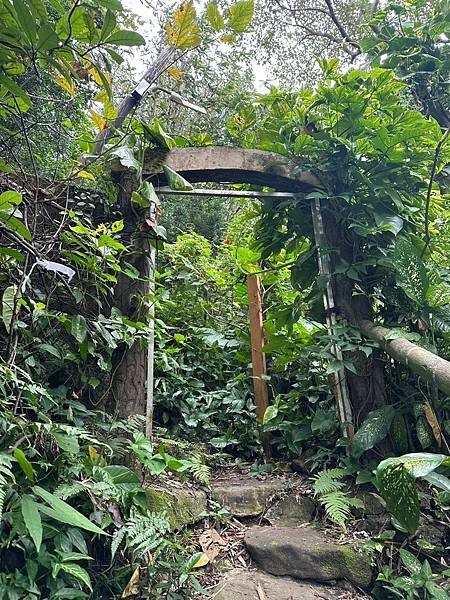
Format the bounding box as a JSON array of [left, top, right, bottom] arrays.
[[312, 468, 347, 495], [321, 491, 352, 529], [54, 482, 85, 500], [0, 475, 6, 523], [190, 454, 210, 486], [111, 527, 126, 562]]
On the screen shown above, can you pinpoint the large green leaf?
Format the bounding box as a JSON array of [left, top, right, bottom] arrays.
[[227, 0, 254, 33], [13, 448, 34, 480], [105, 30, 144, 46], [0, 190, 22, 209], [71, 315, 87, 343], [33, 486, 107, 536], [21, 496, 42, 552], [392, 236, 429, 306], [377, 463, 420, 534], [352, 405, 396, 456], [59, 563, 92, 591], [163, 166, 193, 191], [378, 452, 449, 478], [2, 284, 18, 333]]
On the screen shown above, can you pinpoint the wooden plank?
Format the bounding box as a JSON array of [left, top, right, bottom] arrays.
[[247, 274, 271, 457]]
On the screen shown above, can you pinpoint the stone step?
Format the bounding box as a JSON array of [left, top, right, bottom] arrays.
[[211, 475, 316, 522], [245, 526, 372, 590], [213, 568, 361, 600], [211, 476, 288, 517]]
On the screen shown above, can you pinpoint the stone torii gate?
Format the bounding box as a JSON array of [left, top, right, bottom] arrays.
[[111, 146, 450, 443]]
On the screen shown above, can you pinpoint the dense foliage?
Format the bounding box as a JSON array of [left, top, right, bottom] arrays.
[[1, 0, 450, 597]]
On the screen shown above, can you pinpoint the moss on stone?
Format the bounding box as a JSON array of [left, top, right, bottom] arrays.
[[145, 486, 207, 530]]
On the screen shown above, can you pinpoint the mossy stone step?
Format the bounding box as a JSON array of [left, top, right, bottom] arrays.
[[245, 526, 372, 590], [214, 568, 360, 600], [211, 476, 288, 517], [145, 485, 207, 530]]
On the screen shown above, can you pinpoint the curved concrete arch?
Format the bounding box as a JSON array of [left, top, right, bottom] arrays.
[[147, 146, 322, 192]]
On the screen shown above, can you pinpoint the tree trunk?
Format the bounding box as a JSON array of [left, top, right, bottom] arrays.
[[320, 200, 386, 424], [108, 172, 150, 419]]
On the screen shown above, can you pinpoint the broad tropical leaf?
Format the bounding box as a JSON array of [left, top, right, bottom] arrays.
[[33, 486, 107, 535], [377, 462, 420, 534], [13, 448, 34, 480], [21, 496, 42, 552], [352, 405, 396, 456], [2, 285, 18, 333], [163, 165, 194, 191]]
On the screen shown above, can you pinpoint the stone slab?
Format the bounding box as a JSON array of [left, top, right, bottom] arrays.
[[265, 493, 316, 526], [145, 485, 207, 530], [211, 477, 287, 517], [245, 526, 372, 589], [214, 569, 357, 600]]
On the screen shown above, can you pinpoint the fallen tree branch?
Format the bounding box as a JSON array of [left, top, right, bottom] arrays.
[[359, 319, 450, 396]]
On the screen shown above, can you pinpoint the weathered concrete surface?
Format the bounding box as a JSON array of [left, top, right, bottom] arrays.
[[211, 477, 287, 517], [214, 569, 355, 600], [145, 485, 207, 530], [266, 493, 316, 526], [245, 526, 372, 589], [146, 147, 322, 192]]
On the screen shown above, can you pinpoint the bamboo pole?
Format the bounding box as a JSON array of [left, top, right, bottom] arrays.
[[311, 198, 354, 438], [359, 319, 450, 396], [145, 200, 159, 439], [247, 273, 271, 457]]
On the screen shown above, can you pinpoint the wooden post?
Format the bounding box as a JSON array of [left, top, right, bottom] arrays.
[[247, 273, 271, 457]]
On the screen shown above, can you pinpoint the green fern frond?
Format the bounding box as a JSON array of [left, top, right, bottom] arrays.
[[54, 482, 85, 500], [321, 491, 352, 529], [312, 468, 347, 495], [190, 454, 210, 486], [123, 510, 170, 559], [0, 454, 15, 522], [111, 527, 126, 562], [0, 475, 6, 523]]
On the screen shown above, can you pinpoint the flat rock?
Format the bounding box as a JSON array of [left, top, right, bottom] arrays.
[[245, 526, 372, 590], [145, 485, 207, 530], [211, 477, 287, 517], [214, 569, 357, 600], [266, 493, 316, 526]]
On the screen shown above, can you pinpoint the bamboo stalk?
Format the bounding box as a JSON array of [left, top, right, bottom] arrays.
[[359, 319, 450, 396], [311, 198, 354, 438]]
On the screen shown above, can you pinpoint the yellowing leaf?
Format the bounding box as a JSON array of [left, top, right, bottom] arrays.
[[89, 109, 107, 131], [167, 66, 183, 81], [122, 566, 140, 598], [423, 400, 442, 446], [165, 1, 200, 49], [76, 170, 95, 181], [191, 552, 209, 568], [88, 445, 99, 463], [220, 33, 236, 44], [55, 74, 77, 96]]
